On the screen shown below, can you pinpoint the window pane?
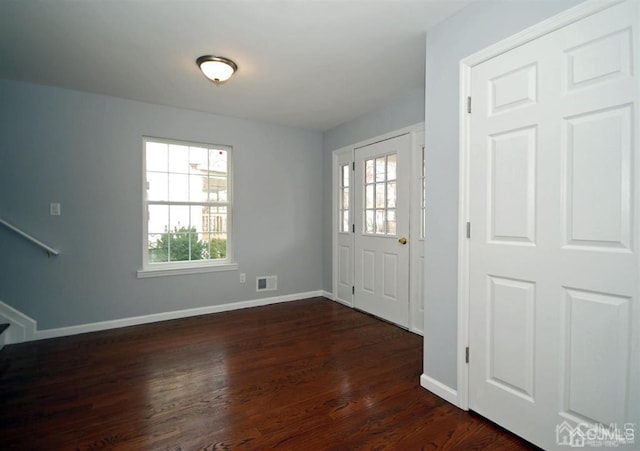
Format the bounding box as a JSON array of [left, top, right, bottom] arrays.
[[168, 233, 191, 262], [189, 146, 208, 172], [189, 206, 204, 234], [387, 154, 397, 181], [365, 210, 374, 233], [168, 145, 190, 174], [208, 175, 228, 202], [148, 205, 169, 233], [365, 184, 374, 208], [375, 157, 385, 182], [146, 142, 168, 172], [387, 181, 396, 208], [342, 188, 349, 210], [342, 164, 350, 188], [375, 210, 385, 234], [202, 206, 227, 239], [147, 234, 167, 263], [365, 159, 375, 184], [342, 211, 349, 233], [189, 175, 208, 202], [209, 149, 228, 173], [386, 209, 396, 235], [208, 233, 227, 259], [146, 172, 168, 201], [168, 173, 189, 201], [200, 233, 211, 260], [375, 183, 385, 208], [169, 205, 190, 231]]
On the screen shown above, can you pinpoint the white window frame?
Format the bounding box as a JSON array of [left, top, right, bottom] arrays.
[[137, 136, 237, 278]]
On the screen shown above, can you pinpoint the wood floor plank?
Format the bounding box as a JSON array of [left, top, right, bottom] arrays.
[[0, 297, 537, 450]]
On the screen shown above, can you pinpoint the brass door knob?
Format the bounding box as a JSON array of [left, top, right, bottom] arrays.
[[398, 237, 407, 245]]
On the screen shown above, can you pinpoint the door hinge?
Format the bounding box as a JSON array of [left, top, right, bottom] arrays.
[[352, 161, 355, 171], [352, 223, 355, 233], [465, 346, 470, 364], [467, 96, 472, 114], [352, 286, 355, 295], [466, 221, 471, 239]]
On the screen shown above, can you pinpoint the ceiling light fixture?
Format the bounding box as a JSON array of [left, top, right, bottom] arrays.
[[196, 55, 238, 85]]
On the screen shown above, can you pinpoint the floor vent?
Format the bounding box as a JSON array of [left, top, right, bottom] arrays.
[[256, 276, 277, 292]]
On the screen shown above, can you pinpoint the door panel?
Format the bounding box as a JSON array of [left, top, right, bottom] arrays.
[[334, 151, 354, 305], [354, 134, 411, 327], [468, 1, 639, 449]]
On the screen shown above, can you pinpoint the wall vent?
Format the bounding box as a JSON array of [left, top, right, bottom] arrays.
[[256, 275, 277, 292]]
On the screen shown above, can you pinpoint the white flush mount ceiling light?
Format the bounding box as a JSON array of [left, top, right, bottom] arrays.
[[196, 55, 238, 85]]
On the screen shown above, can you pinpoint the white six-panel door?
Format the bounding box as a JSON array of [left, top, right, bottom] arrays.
[[467, 1, 639, 449], [354, 135, 411, 327]]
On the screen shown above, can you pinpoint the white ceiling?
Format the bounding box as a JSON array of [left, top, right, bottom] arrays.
[[0, 0, 470, 131]]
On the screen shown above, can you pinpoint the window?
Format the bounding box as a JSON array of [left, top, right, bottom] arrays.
[[138, 137, 236, 277], [339, 163, 350, 233], [364, 153, 397, 235]]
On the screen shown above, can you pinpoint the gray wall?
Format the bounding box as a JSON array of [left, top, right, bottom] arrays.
[[423, 0, 584, 389], [321, 87, 425, 292], [0, 79, 323, 330]]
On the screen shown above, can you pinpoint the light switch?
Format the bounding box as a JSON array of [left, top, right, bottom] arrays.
[[50, 203, 61, 216]]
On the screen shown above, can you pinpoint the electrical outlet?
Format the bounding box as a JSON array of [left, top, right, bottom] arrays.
[[50, 203, 61, 216], [239, 273, 246, 283]]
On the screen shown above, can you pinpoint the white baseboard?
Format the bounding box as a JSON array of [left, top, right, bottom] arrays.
[[321, 290, 334, 300], [0, 300, 36, 344], [33, 290, 325, 341], [420, 373, 459, 406]]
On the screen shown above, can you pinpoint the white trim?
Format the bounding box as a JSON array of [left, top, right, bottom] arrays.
[[332, 297, 353, 308], [420, 373, 459, 406], [33, 290, 324, 341], [409, 130, 426, 336], [321, 290, 334, 300], [457, 57, 472, 411], [0, 300, 36, 344], [462, 0, 622, 68], [141, 135, 235, 273], [350, 122, 424, 151], [137, 262, 238, 278], [457, 0, 624, 412]]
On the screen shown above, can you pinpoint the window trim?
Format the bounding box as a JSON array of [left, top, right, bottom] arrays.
[[138, 136, 235, 278]]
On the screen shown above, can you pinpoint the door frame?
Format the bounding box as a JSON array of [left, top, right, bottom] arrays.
[[457, 0, 625, 411], [331, 122, 424, 332]]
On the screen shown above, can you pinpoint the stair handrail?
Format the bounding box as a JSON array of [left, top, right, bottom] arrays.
[[0, 218, 60, 257]]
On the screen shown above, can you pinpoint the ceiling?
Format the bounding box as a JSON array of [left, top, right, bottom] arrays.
[[0, 0, 470, 132]]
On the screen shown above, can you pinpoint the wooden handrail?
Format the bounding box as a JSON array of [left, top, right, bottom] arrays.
[[0, 218, 59, 256]]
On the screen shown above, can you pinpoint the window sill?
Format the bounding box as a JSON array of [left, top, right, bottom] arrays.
[[137, 262, 238, 278]]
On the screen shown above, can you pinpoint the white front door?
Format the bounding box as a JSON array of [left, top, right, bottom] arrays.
[[354, 134, 411, 327], [467, 1, 639, 449]]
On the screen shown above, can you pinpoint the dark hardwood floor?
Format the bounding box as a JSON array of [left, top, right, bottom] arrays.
[[0, 297, 535, 450]]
